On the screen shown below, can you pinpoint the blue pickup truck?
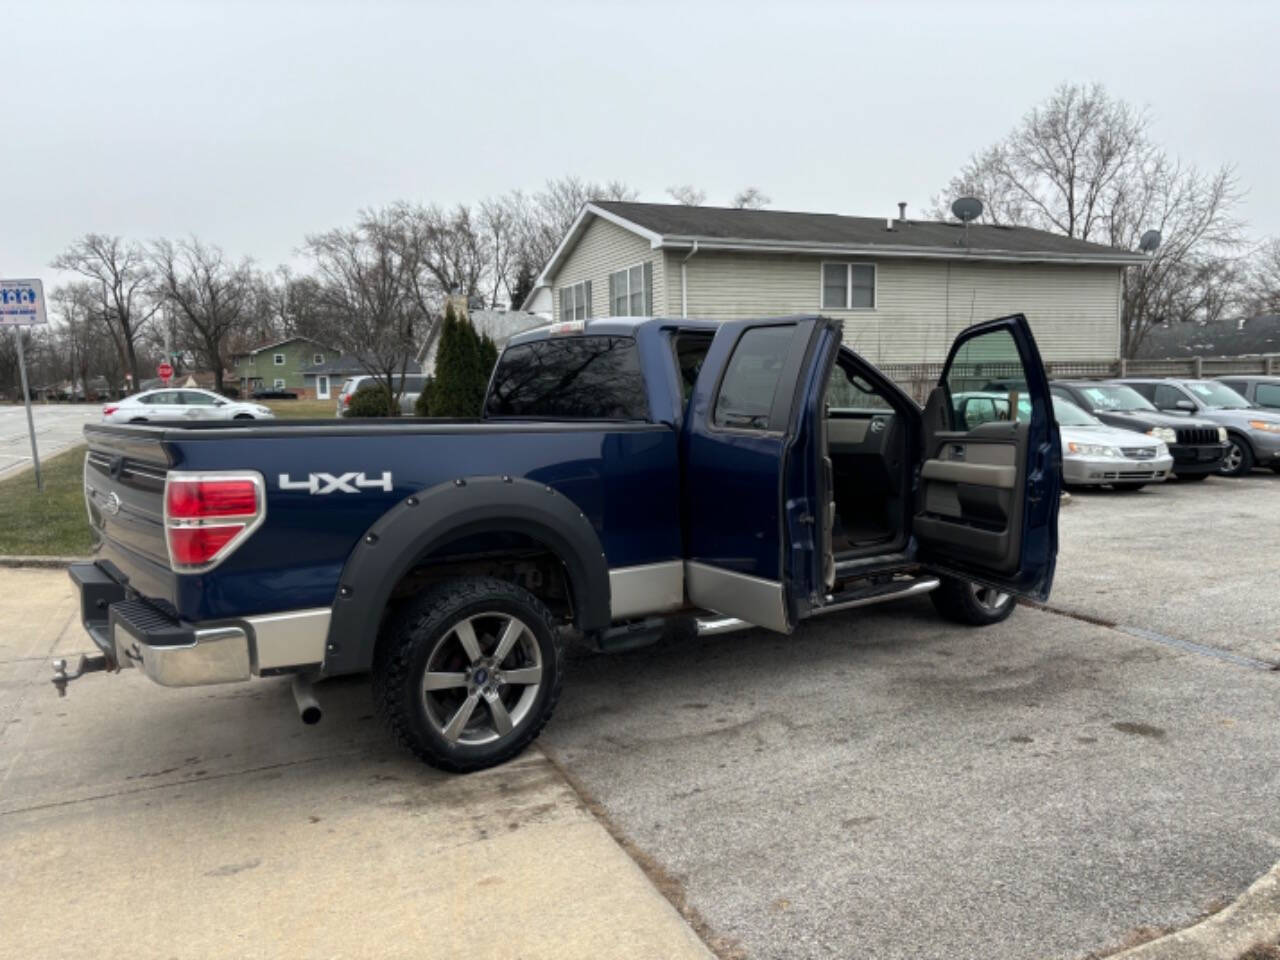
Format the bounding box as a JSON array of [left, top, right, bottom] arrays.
[[65, 313, 1061, 771]]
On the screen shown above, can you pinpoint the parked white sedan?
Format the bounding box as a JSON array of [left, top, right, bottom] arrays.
[[102, 389, 275, 423]]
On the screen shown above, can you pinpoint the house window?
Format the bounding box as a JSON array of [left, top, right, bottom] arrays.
[[821, 263, 876, 310], [274, 353, 286, 366], [610, 263, 652, 316], [313, 353, 324, 365], [559, 281, 591, 322], [273, 378, 286, 390]]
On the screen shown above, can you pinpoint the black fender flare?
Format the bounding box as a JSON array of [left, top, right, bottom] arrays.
[[322, 476, 610, 675]]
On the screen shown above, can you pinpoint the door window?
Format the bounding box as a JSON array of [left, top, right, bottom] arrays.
[[1153, 384, 1188, 410], [180, 391, 217, 406], [713, 325, 794, 431], [942, 329, 1034, 430], [1255, 383, 1280, 408]]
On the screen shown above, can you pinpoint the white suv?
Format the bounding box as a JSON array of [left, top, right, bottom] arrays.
[[335, 374, 427, 417]]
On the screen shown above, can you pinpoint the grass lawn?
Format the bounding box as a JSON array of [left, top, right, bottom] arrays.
[[262, 398, 336, 419], [0, 447, 95, 556]]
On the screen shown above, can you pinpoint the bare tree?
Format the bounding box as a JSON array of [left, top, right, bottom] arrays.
[[51, 234, 158, 390], [303, 206, 426, 414], [666, 184, 707, 206], [731, 187, 771, 210], [151, 237, 256, 391], [931, 83, 1246, 357], [1245, 238, 1280, 317], [514, 177, 637, 275]]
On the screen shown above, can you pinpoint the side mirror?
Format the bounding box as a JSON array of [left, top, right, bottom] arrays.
[[1175, 399, 1196, 412]]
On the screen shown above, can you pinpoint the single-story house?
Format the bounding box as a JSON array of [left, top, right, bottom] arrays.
[[417, 309, 546, 373], [1135, 315, 1280, 360], [522, 201, 1148, 367], [230, 337, 337, 397]]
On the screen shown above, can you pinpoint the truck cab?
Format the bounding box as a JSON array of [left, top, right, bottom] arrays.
[[67, 312, 1060, 772]]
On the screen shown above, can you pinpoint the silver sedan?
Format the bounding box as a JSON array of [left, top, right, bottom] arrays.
[[1058, 398, 1172, 490], [102, 388, 275, 423]]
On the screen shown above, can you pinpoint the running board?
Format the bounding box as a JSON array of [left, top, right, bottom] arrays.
[[811, 576, 940, 617], [695, 576, 940, 637]]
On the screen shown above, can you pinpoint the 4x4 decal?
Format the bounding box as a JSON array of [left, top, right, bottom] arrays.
[[279, 472, 393, 495]]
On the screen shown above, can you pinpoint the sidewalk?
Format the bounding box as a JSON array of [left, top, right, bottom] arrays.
[[0, 569, 713, 960]]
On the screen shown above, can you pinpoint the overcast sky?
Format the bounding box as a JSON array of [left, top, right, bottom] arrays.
[[3, 0, 1277, 286]]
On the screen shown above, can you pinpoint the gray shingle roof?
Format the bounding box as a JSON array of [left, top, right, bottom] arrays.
[[592, 200, 1142, 261], [1135, 316, 1280, 359]]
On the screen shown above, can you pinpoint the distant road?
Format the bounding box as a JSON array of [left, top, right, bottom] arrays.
[[0, 404, 99, 480]]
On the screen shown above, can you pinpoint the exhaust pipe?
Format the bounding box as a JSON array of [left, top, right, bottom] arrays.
[[291, 675, 322, 725]]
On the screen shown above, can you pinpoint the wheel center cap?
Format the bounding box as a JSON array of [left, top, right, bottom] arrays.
[[472, 667, 489, 686]]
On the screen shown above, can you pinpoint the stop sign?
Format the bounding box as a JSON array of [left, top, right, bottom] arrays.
[[157, 362, 174, 382]]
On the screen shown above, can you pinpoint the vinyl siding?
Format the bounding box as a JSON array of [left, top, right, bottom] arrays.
[[663, 251, 1123, 364], [549, 217, 665, 320]]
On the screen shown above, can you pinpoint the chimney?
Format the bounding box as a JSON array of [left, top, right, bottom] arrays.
[[897, 201, 908, 222]]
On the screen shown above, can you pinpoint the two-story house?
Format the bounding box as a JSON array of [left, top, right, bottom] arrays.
[[230, 337, 337, 398]]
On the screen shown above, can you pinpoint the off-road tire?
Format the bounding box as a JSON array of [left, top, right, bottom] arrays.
[[373, 577, 563, 773], [930, 576, 1017, 627], [1219, 435, 1255, 477]]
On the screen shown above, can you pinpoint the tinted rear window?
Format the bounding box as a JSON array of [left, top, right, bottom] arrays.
[[485, 336, 648, 419]]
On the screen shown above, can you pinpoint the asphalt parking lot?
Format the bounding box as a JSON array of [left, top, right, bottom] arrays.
[[0, 404, 100, 480], [1, 472, 1277, 959]]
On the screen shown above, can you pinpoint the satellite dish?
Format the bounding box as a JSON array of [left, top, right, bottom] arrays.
[[1139, 229, 1162, 253], [951, 197, 984, 223]]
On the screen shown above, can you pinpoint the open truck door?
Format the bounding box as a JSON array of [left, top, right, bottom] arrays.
[[914, 313, 1061, 601], [681, 316, 841, 632]]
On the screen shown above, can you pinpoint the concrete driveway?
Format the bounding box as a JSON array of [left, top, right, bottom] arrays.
[[1, 475, 1277, 959], [0, 403, 99, 479]]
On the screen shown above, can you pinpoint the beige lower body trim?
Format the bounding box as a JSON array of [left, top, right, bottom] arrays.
[[609, 562, 685, 621], [246, 608, 332, 671], [684, 561, 789, 634]]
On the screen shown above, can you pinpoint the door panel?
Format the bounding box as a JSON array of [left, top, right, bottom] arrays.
[[681, 317, 839, 631], [914, 314, 1060, 599]]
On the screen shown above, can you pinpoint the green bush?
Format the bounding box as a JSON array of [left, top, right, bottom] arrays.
[[431, 303, 487, 417], [346, 384, 394, 417], [413, 377, 433, 416]]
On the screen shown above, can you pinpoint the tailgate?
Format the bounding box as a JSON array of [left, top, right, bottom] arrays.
[[84, 426, 173, 573]]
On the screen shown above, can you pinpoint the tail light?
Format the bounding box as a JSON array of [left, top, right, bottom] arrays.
[[163, 472, 266, 572], [103, 405, 118, 416], [342, 393, 351, 406]]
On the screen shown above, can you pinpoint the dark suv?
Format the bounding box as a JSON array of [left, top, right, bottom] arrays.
[[1050, 380, 1226, 480]]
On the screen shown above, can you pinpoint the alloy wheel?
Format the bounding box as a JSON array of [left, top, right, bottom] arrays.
[[1221, 442, 1244, 474], [969, 583, 1010, 612], [420, 612, 543, 746]]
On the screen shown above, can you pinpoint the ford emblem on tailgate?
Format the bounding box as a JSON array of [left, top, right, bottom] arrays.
[[103, 491, 122, 516]]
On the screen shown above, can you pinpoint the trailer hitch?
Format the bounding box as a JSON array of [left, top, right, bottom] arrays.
[[51, 654, 111, 697]]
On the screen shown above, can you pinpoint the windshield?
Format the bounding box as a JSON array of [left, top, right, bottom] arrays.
[[1053, 398, 1101, 426], [1186, 380, 1250, 409], [1076, 384, 1156, 412]]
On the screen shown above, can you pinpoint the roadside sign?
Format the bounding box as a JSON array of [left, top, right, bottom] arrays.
[[158, 361, 174, 382], [0, 279, 47, 326], [0, 277, 47, 492]]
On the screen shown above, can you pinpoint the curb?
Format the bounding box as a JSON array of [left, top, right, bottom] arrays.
[[1108, 861, 1280, 959], [0, 556, 89, 569]]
